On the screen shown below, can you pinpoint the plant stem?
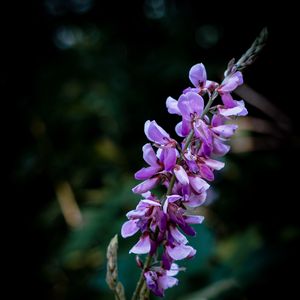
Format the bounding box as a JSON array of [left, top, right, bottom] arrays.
[[166, 174, 176, 196], [201, 91, 218, 118], [131, 255, 152, 300], [131, 92, 218, 300], [183, 129, 195, 152]]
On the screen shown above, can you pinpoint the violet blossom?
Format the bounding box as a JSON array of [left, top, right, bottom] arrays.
[[121, 61, 249, 297]]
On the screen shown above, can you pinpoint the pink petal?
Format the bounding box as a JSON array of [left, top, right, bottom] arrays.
[[175, 121, 184, 137], [219, 106, 245, 117], [174, 165, 189, 185], [166, 96, 181, 115], [162, 148, 177, 171], [213, 137, 230, 156], [132, 177, 160, 194], [142, 143, 159, 166], [183, 86, 200, 94], [126, 206, 147, 218], [121, 220, 139, 238], [194, 119, 212, 145], [181, 119, 192, 136], [212, 124, 238, 138], [219, 94, 248, 116], [220, 93, 236, 108], [219, 71, 243, 93], [144, 120, 170, 145], [203, 157, 225, 170], [166, 244, 195, 260], [189, 63, 207, 88], [189, 176, 210, 193], [158, 274, 178, 290], [187, 247, 196, 258], [129, 235, 151, 254], [178, 92, 204, 120], [167, 195, 182, 202], [200, 164, 214, 181], [163, 197, 169, 214], [140, 199, 161, 206], [185, 215, 205, 224], [169, 226, 188, 244], [211, 114, 225, 127], [134, 166, 161, 180], [166, 263, 180, 276], [185, 192, 207, 207]]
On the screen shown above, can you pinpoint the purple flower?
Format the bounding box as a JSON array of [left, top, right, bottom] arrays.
[[145, 120, 176, 147], [121, 59, 250, 298], [183, 63, 219, 95], [167, 92, 205, 137], [218, 71, 243, 93], [218, 93, 248, 117], [133, 121, 180, 194], [135, 143, 162, 180], [184, 148, 225, 181], [144, 264, 179, 297]]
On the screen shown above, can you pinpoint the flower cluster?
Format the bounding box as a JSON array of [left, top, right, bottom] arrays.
[[121, 63, 247, 297]]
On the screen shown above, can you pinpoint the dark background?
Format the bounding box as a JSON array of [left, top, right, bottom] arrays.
[[5, 1, 299, 299]]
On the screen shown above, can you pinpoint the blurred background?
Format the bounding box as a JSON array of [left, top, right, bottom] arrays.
[[5, 1, 299, 299]]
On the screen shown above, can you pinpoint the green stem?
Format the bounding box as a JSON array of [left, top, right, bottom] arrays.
[[201, 91, 218, 118], [183, 129, 195, 152], [131, 255, 152, 300], [166, 174, 176, 196]]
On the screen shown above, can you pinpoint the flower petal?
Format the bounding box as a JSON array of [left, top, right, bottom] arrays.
[[142, 143, 159, 166], [162, 148, 177, 171], [178, 92, 204, 120], [144, 271, 163, 297], [140, 199, 161, 206], [212, 124, 238, 138], [185, 192, 207, 207], [181, 119, 192, 136], [219, 71, 243, 93], [174, 165, 189, 185], [144, 120, 170, 145], [211, 114, 225, 127], [132, 177, 160, 194], [166, 263, 180, 276], [219, 106, 245, 117], [129, 234, 151, 254], [203, 157, 225, 170], [175, 121, 184, 137], [166, 244, 196, 260], [158, 274, 178, 290], [199, 164, 214, 181], [194, 119, 212, 145], [220, 93, 236, 108], [220, 94, 248, 116], [167, 195, 182, 202], [189, 176, 210, 193], [183, 87, 200, 94], [121, 220, 139, 238], [185, 215, 205, 224], [189, 63, 207, 88], [169, 225, 188, 244], [134, 166, 161, 180], [213, 137, 230, 156], [166, 96, 181, 115]]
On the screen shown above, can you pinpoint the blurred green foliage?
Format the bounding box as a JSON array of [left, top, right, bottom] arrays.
[[8, 1, 300, 299]]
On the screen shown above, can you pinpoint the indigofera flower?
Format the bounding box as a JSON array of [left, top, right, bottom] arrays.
[[122, 59, 252, 297]]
